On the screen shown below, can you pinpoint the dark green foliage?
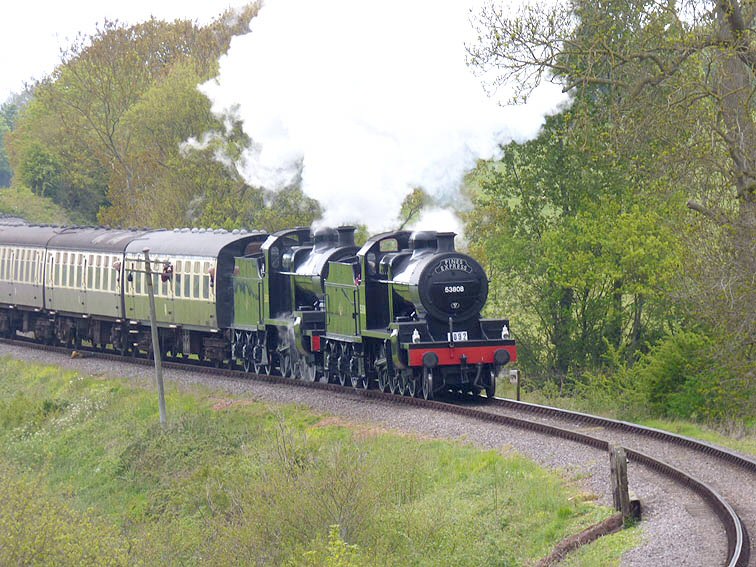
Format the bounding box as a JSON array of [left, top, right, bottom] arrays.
[[634, 330, 754, 422], [468, 0, 754, 425], [17, 142, 61, 198], [468, 109, 683, 386]]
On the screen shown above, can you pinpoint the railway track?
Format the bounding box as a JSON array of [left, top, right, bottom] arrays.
[[1, 336, 753, 566]]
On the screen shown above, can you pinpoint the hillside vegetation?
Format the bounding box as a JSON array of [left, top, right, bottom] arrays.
[[0, 357, 637, 566]]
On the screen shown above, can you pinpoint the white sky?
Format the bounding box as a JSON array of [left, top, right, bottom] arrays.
[[0, 0, 252, 103]]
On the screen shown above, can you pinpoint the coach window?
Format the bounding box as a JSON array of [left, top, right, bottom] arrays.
[[60, 252, 66, 286], [158, 263, 167, 296], [183, 261, 191, 298], [69, 254, 76, 287], [17, 249, 24, 282], [86, 255, 94, 288], [0, 248, 5, 280], [33, 250, 39, 284], [202, 262, 210, 299], [37, 251, 44, 285], [68, 253, 75, 287], [34, 250, 40, 284], [135, 264, 143, 294], [93, 256, 101, 290], [107, 257, 115, 291], [61, 253, 69, 287], [174, 261, 182, 297], [76, 255, 83, 288], [192, 261, 200, 299], [62, 253, 68, 287]]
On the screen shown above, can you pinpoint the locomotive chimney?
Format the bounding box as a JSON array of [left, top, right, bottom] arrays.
[[337, 225, 356, 247], [436, 232, 456, 252]]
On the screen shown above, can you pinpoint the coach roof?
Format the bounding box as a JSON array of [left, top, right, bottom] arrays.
[[46, 227, 155, 253], [0, 223, 66, 247], [124, 228, 268, 258]]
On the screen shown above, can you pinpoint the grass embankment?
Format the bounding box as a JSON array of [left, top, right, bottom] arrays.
[[0, 356, 638, 565]]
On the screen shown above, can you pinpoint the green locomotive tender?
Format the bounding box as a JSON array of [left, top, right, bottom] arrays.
[[0, 221, 515, 399]]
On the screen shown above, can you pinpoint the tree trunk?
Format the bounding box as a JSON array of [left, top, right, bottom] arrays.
[[551, 286, 574, 377]]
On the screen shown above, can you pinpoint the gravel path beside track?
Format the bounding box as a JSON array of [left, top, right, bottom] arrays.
[[0, 344, 738, 566]]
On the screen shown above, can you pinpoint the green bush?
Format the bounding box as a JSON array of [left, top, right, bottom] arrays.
[[633, 329, 753, 423], [0, 465, 129, 565]]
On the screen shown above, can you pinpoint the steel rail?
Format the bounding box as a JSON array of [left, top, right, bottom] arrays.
[[0, 336, 750, 566]]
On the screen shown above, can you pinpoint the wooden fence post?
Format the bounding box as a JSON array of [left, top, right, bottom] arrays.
[[609, 446, 639, 525]]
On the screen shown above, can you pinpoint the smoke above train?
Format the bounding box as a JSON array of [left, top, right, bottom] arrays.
[[200, 0, 567, 232]]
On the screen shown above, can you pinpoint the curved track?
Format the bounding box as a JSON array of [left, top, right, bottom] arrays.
[[1, 337, 752, 566]]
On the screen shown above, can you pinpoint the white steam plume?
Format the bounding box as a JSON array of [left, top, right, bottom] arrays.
[[201, 0, 566, 232]]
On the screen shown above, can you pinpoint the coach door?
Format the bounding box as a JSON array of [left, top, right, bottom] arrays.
[[77, 253, 87, 314], [45, 252, 55, 309]]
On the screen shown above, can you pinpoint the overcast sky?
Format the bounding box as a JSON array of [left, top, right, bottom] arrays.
[[0, 0, 252, 103]]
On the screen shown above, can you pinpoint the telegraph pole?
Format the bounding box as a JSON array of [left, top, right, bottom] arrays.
[[143, 248, 167, 427]]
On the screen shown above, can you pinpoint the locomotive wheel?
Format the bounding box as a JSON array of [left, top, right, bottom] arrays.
[[389, 369, 400, 395], [349, 350, 366, 389], [300, 358, 319, 382], [242, 332, 253, 373], [280, 350, 294, 378], [376, 344, 389, 392], [358, 370, 369, 390], [422, 368, 434, 400], [254, 336, 272, 375], [405, 371, 417, 397], [337, 344, 351, 387]]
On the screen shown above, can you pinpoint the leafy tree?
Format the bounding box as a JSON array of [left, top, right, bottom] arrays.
[[397, 188, 429, 229], [7, 6, 261, 226], [469, 0, 754, 377], [0, 118, 10, 188], [0, 95, 31, 188], [17, 142, 61, 198], [467, 110, 683, 383]]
